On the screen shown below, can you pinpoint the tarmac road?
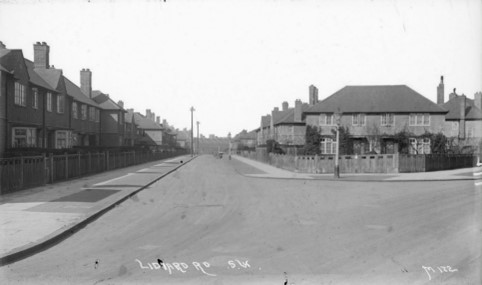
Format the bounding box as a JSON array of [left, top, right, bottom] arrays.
[[1, 155, 480, 285]]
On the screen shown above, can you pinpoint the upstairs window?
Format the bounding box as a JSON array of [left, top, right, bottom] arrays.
[[381, 113, 394, 126], [14, 82, 26, 106], [409, 113, 430, 126], [57, 94, 65, 113], [319, 114, 335, 126], [32, 88, 38, 109], [72, 102, 78, 119], [46, 92, 52, 112], [89, 106, 96, 121], [352, 113, 366, 126], [81, 105, 87, 120]]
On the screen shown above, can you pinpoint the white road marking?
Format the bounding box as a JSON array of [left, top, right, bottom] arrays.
[[93, 173, 133, 186], [475, 182, 482, 186], [473, 172, 482, 176]]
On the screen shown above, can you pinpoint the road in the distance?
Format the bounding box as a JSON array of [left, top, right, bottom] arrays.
[[1, 155, 480, 285]]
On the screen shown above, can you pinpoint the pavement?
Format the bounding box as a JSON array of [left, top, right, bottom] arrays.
[[233, 155, 482, 182], [0, 154, 194, 266]]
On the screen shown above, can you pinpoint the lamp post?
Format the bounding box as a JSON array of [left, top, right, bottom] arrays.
[[334, 109, 342, 178], [190, 106, 195, 157], [196, 121, 200, 155]]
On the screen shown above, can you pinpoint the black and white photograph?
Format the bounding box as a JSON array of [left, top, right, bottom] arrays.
[[0, 0, 481, 284]]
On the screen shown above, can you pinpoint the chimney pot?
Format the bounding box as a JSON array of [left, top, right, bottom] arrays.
[[282, 101, 289, 111]]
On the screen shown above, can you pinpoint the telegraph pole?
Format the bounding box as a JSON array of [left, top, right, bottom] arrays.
[[196, 121, 200, 155], [190, 106, 195, 157]]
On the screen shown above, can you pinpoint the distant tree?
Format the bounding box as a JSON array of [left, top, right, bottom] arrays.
[[331, 125, 353, 155], [304, 125, 322, 155]]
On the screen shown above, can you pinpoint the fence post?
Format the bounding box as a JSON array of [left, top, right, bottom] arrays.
[[50, 153, 54, 183], [88, 152, 92, 173], [43, 153, 47, 185], [106, 151, 109, 171], [20, 156, 24, 189], [65, 153, 69, 179], [77, 152, 81, 177]]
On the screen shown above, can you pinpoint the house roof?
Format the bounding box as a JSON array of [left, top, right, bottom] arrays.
[[275, 104, 310, 125], [0, 49, 30, 83], [306, 85, 448, 114], [125, 109, 134, 124], [32, 65, 63, 90], [63, 76, 99, 107], [234, 130, 257, 140], [133, 112, 162, 130], [24, 59, 57, 92], [442, 95, 482, 120], [92, 90, 124, 110]]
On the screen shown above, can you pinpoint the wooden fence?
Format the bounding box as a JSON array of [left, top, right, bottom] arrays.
[[0, 150, 186, 195], [239, 150, 477, 174]]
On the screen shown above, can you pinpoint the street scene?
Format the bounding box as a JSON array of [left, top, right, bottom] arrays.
[[1, 0, 481, 284], [0, 155, 480, 284]]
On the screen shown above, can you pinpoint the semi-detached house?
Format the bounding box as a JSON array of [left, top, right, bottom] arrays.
[[304, 85, 448, 155]]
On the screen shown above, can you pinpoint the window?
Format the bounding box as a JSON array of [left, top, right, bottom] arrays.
[[95, 109, 100, 122], [409, 113, 430, 126], [32, 88, 38, 109], [72, 102, 78, 119], [409, 137, 431, 154], [451, 121, 458, 131], [319, 114, 334, 126], [352, 113, 366, 126], [14, 82, 26, 106], [56, 94, 64, 113], [380, 113, 394, 126], [321, 137, 336, 154], [46, 92, 52, 112], [55, 130, 72, 149], [12, 127, 37, 147], [89, 106, 95, 121], [81, 105, 87, 120]]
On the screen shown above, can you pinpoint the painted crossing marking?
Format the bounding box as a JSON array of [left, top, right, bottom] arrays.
[[93, 173, 133, 186]]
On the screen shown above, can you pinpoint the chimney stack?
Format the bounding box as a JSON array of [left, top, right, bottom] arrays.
[[117, 100, 124, 108], [449, 88, 457, 101], [474, 92, 482, 111], [437, 76, 444, 104], [309, 85, 319, 105], [459, 95, 466, 139], [163, 119, 167, 127], [80, 68, 92, 98], [146, 109, 151, 119], [0, 41, 6, 49], [34, 42, 50, 69], [156, 116, 160, 124], [294, 99, 302, 122], [282, 101, 289, 111]]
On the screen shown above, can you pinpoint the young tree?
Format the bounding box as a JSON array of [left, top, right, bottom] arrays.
[[304, 125, 322, 155], [332, 126, 353, 155]]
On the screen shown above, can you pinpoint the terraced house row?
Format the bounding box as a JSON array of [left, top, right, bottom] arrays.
[[0, 42, 176, 158], [257, 78, 482, 155]]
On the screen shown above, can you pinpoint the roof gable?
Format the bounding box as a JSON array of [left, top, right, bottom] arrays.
[[133, 113, 162, 130], [306, 85, 447, 114], [63, 76, 99, 107], [442, 96, 482, 120], [92, 90, 124, 110], [0, 49, 30, 84]]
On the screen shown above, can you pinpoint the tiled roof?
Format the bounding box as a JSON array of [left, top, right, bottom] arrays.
[[133, 112, 162, 130], [442, 95, 482, 120], [32, 65, 63, 90], [0, 49, 30, 83], [92, 90, 124, 110], [63, 76, 99, 107], [24, 59, 57, 91], [306, 85, 447, 114], [275, 104, 310, 125]]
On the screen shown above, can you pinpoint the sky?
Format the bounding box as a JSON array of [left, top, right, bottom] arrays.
[[0, 0, 480, 137]]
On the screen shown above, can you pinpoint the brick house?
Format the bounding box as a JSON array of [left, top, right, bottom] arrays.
[[233, 129, 257, 150], [91, 90, 126, 147], [133, 110, 164, 149], [256, 85, 319, 148], [440, 86, 482, 153], [0, 42, 73, 153], [124, 108, 138, 147], [304, 85, 448, 154]]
